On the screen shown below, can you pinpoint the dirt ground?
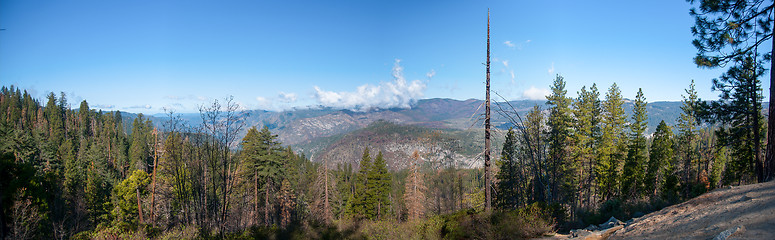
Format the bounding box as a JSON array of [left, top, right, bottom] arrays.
[[539, 181, 775, 239]]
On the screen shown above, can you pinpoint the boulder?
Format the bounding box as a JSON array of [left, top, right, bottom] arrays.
[[584, 224, 598, 231], [713, 225, 745, 240], [598, 216, 623, 230]]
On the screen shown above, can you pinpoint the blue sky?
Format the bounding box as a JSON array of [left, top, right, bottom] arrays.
[[0, 0, 757, 114]]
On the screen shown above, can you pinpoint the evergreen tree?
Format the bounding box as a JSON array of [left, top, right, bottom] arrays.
[[110, 169, 150, 229], [367, 151, 391, 220], [677, 80, 699, 198], [545, 75, 575, 205], [597, 83, 627, 200], [240, 126, 283, 226], [572, 84, 601, 207], [495, 128, 520, 210], [351, 148, 372, 218], [698, 54, 765, 184], [646, 121, 674, 198], [688, 0, 775, 181], [622, 88, 648, 199], [44, 92, 64, 146], [129, 114, 152, 172]]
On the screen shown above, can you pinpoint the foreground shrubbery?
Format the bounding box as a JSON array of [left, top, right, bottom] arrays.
[[74, 206, 554, 240]]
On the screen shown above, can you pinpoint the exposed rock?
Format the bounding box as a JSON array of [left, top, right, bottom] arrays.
[[584, 224, 598, 231], [569, 229, 592, 238], [598, 216, 623, 230], [713, 225, 745, 240]]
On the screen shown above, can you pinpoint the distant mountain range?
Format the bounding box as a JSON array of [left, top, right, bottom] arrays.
[[124, 98, 766, 170]]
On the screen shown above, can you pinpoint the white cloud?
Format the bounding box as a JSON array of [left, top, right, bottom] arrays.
[[128, 104, 152, 109], [93, 104, 115, 109], [510, 70, 515, 83], [548, 62, 555, 75], [426, 69, 436, 79], [522, 86, 551, 100], [502, 60, 509, 67], [278, 92, 297, 103], [165, 95, 183, 100], [313, 59, 426, 111], [503, 41, 515, 48], [525, 39, 532, 43]]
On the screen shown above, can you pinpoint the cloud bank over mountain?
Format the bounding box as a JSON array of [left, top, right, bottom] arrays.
[[313, 59, 426, 111]]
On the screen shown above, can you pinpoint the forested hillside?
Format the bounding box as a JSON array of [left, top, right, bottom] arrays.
[[1, 70, 768, 239]]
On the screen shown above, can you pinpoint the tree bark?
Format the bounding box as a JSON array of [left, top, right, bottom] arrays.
[[484, 8, 492, 212], [254, 169, 258, 226], [150, 128, 158, 226], [265, 179, 270, 227], [137, 187, 143, 224], [765, 22, 775, 182]]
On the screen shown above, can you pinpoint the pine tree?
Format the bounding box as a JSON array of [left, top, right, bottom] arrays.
[[545, 74, 575, 205], [129, 114, 151, 172], [367, 151, 391, 220], [687, 0, 775, 181], [572, 84, 601, 207], [598, 83, 627, 201], [677, 80, 698, 198], [240, 126, 283, 226], [646, 121, 674, 198], [622, 88, 648, 199], [495, 128, 519, 210], [403, 150, 426, 221], [699, 54, 765, 184], [351, 148, 372, 218]]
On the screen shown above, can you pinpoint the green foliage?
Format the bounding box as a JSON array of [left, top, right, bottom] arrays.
[[129, 114, 153, 172], [436, 206, 554, 240], [688, 0, 773, 68], [495, 128, 520, 210], [367, 151, 391, 220], [545, 75, 575, 205], [571, 84, 601, 209], [350, 148, 373, 218], [645, 121, 675, 198], [242, 126, 284, 182], [350, 148, 391, 220], [111, 169, 150, 230], [622, 88, 648, 199], [698, 54, 765, 184], [597, 83, 628, 201]]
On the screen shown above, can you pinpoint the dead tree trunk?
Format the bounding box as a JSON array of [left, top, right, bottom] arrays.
[[484, 9, 492, 211], [150, 128, 159, 226]]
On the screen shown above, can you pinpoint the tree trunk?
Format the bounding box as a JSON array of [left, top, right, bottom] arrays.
[[484, 8, 492, 212], [265, 179, 270, 227], [764, 25, 775, 182], [150, 128, 158, 226], [137, 187, 143, 224], [254, 169, 258, 226]]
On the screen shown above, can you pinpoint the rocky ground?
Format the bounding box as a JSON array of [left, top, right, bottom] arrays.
[[539, 180, 775, 239]]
